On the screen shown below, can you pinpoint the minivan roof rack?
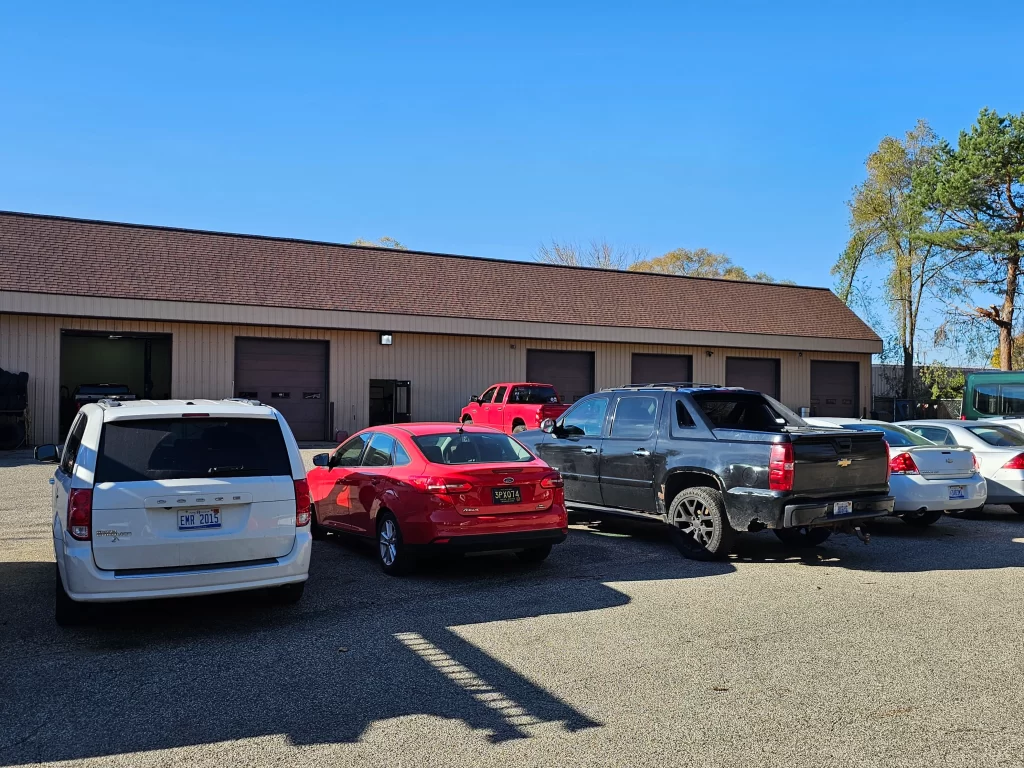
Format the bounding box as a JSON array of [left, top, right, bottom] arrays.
[[97, 398, 124, 407]]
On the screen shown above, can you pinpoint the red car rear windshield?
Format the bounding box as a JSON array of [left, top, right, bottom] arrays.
[[413, 432, 534, 464], [95, 418, 292, 482]]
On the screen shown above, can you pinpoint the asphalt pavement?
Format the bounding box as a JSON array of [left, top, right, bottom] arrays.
[[1, 448, 1023, 768]]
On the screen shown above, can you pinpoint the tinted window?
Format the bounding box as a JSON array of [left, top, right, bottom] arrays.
[[509, 385, 560, 405], [60, 415, 87, 475], [95, 418, 291, 482], [973, 383, 1024, 416], [839, 423, 932, 447], [561, 397, 609, 437], [364, 433, 395, 467], [611, 395, 659, 438], [494, 386, 508, 404], [393, 441, 412, 466], [691, 392, 796, 432], [968, 425, 1024, 447], [674, 398, 695, 428], [481, 387, 497, 403], [412, 432, 533, 464], [333, 434, 370, 467]]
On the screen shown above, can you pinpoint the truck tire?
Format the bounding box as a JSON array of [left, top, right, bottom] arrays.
[[667, 487, 735, 560], [462, 416, 473, 425], [774, 527, 832, 548], [512, 422, 527, 433], [901, 509, 943, 527]]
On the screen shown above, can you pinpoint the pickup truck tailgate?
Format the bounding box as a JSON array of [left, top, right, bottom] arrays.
[[790, 431, 888, 494]]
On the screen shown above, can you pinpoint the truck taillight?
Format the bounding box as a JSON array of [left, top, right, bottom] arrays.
[[889, 452, 919, 475], [1002, 453, 1024, 470], [294, 479, 311, 526], [68, 488, 92, 540], [769, 443, 794, 492]]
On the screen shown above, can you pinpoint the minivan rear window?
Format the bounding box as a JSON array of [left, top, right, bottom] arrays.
[[95, 418, 292, 482]]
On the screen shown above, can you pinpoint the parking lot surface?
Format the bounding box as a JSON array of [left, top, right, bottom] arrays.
[[2, 448, 1023, 768]]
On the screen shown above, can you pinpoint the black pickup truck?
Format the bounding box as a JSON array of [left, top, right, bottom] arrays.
[[514, 384, 894, 560]]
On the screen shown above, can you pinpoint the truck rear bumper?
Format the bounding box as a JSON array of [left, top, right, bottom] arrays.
[[783, 495, 894, 528]]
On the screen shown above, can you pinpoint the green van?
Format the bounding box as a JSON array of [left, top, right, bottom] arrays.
[[962, 371, 1024, 423]]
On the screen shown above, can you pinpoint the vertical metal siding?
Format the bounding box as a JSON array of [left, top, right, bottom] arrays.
[[1, 313, 873, 444]]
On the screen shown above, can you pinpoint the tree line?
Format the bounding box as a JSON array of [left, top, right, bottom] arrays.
[[834, 109, 1024, 396]]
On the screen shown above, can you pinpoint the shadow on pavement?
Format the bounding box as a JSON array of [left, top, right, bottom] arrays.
[[0, 529, 734, 764]]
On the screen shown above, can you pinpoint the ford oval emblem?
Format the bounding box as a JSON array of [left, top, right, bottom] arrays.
[[503, 477, 515, 484]]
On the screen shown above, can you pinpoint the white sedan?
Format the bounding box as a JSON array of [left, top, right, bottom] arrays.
[[804, 418, 987, 526], [897, 419, 1024, 515]]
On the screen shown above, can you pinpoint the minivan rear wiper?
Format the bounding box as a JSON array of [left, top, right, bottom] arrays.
[[208, 465, 245, 475]]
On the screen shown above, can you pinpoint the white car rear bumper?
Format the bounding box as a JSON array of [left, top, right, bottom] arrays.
[[890, 473, 987, 512], [55, 526, 312, 603]]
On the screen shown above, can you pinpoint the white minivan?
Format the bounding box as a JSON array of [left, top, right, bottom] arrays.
[[36, 399, 312, 624]]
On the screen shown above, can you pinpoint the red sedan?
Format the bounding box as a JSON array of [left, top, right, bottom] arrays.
[[307, 423, 568, 575]]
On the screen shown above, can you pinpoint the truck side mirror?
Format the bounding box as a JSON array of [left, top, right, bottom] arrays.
[[540, 418, 556, 434]]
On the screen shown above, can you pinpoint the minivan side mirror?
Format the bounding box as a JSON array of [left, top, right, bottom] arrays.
[[312, 453, 330, 467], [540, 418, 556, 434], [35, 444, 60, 463]]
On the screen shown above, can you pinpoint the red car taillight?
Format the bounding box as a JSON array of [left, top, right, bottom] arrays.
[[889, 452, 919, 475], [408, 476, 472, 494], [769, 443, 794, 491], [540, 473, 564, 489], [1002, 453, 1024, 469], [294, 479, 311, 526], [68, 488, 92, 540]]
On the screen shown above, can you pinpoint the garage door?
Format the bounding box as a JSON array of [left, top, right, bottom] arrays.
[[631, 354, 692, 386], [810, 361, 859, 417], [726, 357, 779, 398], [234, 338, 328, 441], [526, 350, 594, 404]]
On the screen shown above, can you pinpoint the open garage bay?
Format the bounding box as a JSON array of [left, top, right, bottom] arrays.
[[1, 450, 1022, 768]]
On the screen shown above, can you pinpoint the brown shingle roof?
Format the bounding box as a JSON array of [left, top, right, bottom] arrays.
[[0, 211, 879, 342]]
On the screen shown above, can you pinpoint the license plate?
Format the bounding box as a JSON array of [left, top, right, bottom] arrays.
[[178, 508, 221, 530], [492, 488, 522, 504], [948, 485, 966, 500], [833, 501, 853, 516]]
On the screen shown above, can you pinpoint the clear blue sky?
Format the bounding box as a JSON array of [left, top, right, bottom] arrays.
[[1, 1, 1021, 296]]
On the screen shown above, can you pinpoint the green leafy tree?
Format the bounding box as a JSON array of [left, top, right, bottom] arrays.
[[351, 237, 406, 249], [915, 108, 1024, 370], [918, 362, 966, 401], [832, 120, 956, 399]]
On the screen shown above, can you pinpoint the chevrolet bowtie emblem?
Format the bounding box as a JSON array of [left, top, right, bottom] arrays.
[[837, 458, 852, 467]]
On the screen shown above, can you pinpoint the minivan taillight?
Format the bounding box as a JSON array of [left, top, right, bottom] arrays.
[[68, 488, 92, 540], [294, 479, 311, 526], [769, 443, 794, 491]]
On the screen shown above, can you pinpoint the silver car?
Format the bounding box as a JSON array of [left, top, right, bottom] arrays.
[[897, 419, 1024, 514]]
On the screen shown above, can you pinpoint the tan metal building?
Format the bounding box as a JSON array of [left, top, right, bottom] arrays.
[[0, 212, 881, 445]]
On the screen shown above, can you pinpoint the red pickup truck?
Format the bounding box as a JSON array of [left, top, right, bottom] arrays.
[[460, 383, 570, 434]]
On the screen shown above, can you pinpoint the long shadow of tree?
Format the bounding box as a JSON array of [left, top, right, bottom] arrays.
[[0, 528, 734, 764]]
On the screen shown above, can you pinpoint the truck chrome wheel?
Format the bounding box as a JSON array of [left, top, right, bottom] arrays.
[[667, 487, 735, 560]]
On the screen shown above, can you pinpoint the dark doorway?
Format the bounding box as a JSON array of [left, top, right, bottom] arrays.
[[726, 357, 780, 398], [526, 350, 594, 404], [810, 361, 859, 417], [234, 338, 329, 441], [60, 331, 172, 436], [630, 354, 693, 386], [369, 380, 411, 427]]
